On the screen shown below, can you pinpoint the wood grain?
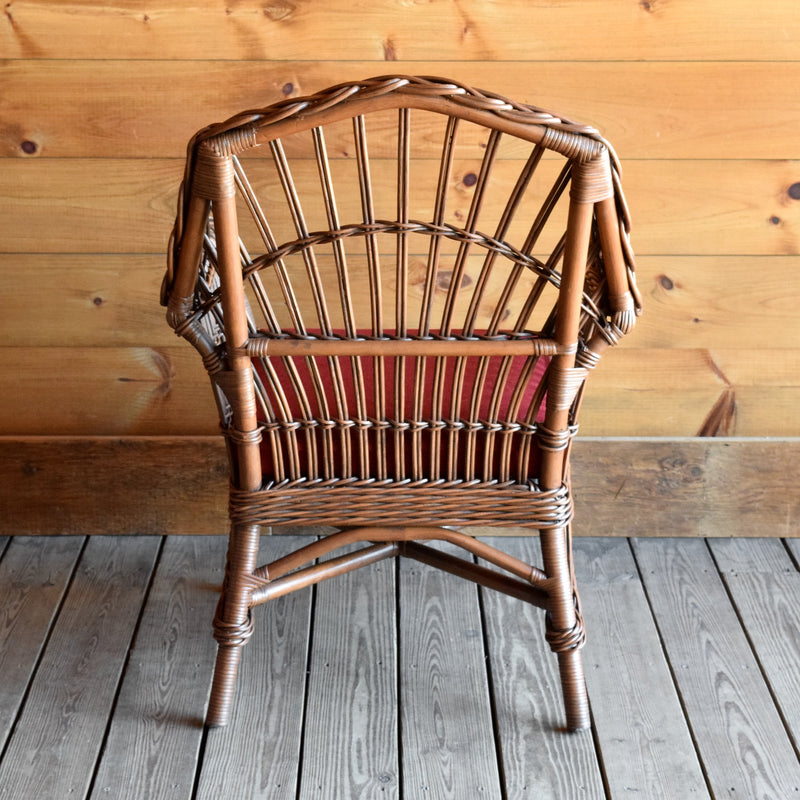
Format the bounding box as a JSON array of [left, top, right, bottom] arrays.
[[581, 348, 800, 437], [631, 256, 800, 350], [785, 539, 800, 566], [574, 538, 709, 798], [0, 536, 160, 799], [709, 538, 797, 575], [3, 436, 799, 537], [0, 254, 175, 347], [632, 538, 800, 799], [569, 439, 800, 539], [6, 345, 798, 437], [197, 536, 312, 800], [2, 158, 799, 257], [299, 544, 399, 799], [3, 254, 798, 351], [0, 437, 230, 536], [90, 535, 226, 800], [0, 536, 84, 750], [479, 536, 606, 800], [2, 1, 799, 446], [399, 542, 501, 799], [708, 538, 800, 753], [0, 346, 217, 436], [3, 60, 799, 160], [0, 534, 799, 795], [1, 1, 798, 61]]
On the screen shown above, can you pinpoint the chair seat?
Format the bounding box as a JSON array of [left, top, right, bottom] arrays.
[[229, 476, 572, 528]]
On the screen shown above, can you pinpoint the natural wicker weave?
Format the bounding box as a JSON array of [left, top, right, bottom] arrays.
[[163, 75, 640, 731]]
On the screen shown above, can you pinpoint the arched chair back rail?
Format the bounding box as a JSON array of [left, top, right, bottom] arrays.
[[162, 75, 640, 731]]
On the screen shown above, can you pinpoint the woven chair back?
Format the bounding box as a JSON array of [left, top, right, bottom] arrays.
[[164, 75, 639, 500]]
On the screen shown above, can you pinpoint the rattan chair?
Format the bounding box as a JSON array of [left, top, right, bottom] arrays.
[[162, 75, 640, 731]]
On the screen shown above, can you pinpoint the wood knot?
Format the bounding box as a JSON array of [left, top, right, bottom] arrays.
[[383, 38, 398, 61]]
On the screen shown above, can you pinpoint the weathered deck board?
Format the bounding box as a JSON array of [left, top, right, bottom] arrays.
[[197, 536, 313, 800], [0, 536, 84, 752], [89, 536, 226, 800], [708, 538, 800, 752], [785, 538, 800, 564], [0, 536, 160, 800], [480, 536, 606, 799], [299, 544, 398, 799], [399, 543, 501, 799], [632, 538, 800, 799], [0, 535, 799, 799], [574, 538, 710, 798]]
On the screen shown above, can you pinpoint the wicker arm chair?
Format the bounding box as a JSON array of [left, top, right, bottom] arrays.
[[162, 75, 640, 732]]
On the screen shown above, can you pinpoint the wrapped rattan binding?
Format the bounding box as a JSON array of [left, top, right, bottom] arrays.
[[164, 75, 639, 734]]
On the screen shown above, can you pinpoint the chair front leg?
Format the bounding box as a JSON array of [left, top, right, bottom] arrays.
[[207, 522, 261, 728], [540, 525, 590, 731]]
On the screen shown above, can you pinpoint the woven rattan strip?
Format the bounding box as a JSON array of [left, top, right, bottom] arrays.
[[229, 480, 572, 528]]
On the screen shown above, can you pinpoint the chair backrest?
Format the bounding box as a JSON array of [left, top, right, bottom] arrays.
[[163, 76, 640, 493]]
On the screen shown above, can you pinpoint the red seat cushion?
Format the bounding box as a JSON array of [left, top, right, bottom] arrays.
[[254, 338, 548, 484]]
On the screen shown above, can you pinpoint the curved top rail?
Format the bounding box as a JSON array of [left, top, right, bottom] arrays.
[[164, 75, 640, 321], [194, 75, 609, 158]]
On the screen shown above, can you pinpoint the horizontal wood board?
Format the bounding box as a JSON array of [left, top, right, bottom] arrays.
[[2, 254, 797, 352], [2, 158, 798, 256], [3, 60, 799, 160], [0, 346, 798, 437], [2, 436, 798, 538], [2, 1, 798, 61]]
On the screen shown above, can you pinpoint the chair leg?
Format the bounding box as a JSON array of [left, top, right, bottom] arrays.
[[540, 526, 591, 731], [206, 522, 261, 728], [557, 649, 590, 731], [207, 638, 248, 727]]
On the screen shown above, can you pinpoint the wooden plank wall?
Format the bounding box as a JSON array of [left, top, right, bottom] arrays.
[[1, 1, 798, 534]]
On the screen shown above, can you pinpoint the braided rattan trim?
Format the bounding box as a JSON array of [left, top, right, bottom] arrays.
[[257, 417, 539, 436], [198, 75, 607, 158], [229, 480, 572, 528], [246, 219, 551, 276]]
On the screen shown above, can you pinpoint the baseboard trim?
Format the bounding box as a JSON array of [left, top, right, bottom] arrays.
[[2, 436, 797, 537]]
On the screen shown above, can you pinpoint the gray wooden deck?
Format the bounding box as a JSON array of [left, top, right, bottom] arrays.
[[1, 534, 799, 799]]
